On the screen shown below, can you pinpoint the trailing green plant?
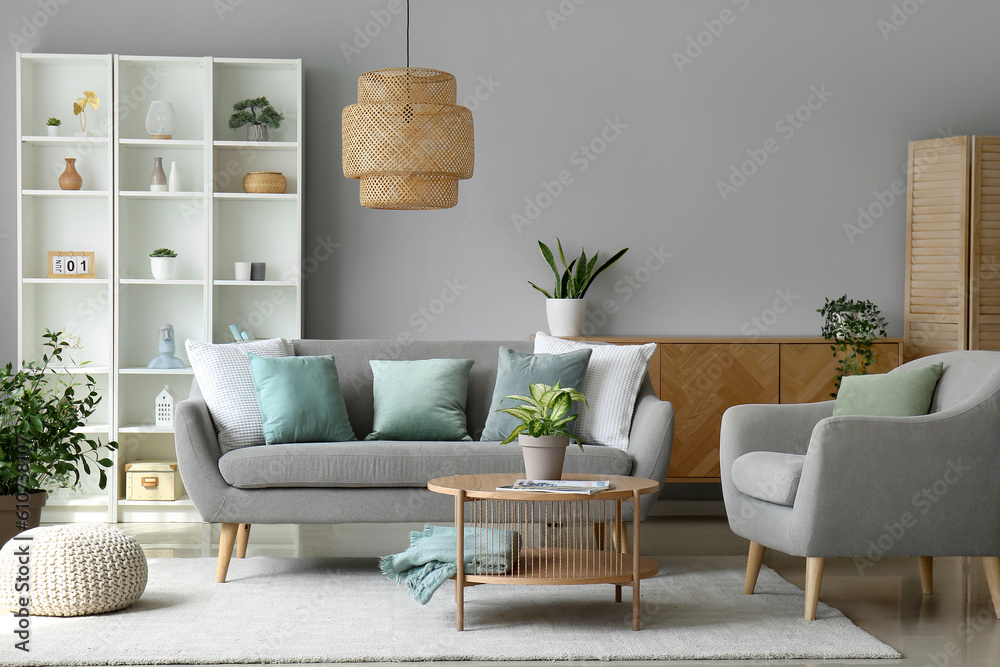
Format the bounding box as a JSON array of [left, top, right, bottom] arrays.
[[228, 97, 284, 130], [0, 330, 117, 496], [528, 239, 628, 299], [496, 382, 588, 448], [817, 295, 889, 397], [45, 117, 61, 127], [149, 248, 177, 258]]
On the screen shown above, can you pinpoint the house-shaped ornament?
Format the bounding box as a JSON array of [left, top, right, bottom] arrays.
[[156, 385, 175, 428]]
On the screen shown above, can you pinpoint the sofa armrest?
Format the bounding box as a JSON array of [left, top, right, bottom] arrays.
[[626, 382, 675, 519], [720, 401, 834, 472], [174, 397, 231, 523]]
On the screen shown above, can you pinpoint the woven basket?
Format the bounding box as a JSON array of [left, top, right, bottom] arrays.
[[242, 171, 287, 194]]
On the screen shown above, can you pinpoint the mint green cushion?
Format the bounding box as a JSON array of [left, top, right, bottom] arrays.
[[366, 359, 475, 441], [833, 362, 944, 417], [481, 347, 592, 442], [247, 354, 356, 444]]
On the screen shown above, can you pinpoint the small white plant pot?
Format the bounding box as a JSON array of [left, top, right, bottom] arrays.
[[46, 126, 59, 137], [150, 256, 177, 281], [546, 298, 587, 337], [518, 434, 570, 480]]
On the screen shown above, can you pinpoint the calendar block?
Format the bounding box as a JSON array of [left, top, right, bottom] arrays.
[[47, 251, 96, 279]]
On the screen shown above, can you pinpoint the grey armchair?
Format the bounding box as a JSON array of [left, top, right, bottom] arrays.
[[720, 351, 1000, 620]]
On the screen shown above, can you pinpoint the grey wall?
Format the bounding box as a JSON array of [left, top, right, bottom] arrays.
[[4, 0, 1000, 365]]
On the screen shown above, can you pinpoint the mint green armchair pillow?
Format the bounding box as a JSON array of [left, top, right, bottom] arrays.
[[247, 353, 356, 444], [366, 358, 475, 441], [833, 362, 944, 417]]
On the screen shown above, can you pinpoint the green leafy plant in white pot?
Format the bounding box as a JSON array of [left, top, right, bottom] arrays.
[[149, 248, 178, 281], [530, 239, 628, 337], [817, 295, 889, 397], [497, 382, 588, 480], [45, 117, 61, 137]]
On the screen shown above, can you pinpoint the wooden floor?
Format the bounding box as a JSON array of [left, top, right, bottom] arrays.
[[115, 515, 1000, 667]]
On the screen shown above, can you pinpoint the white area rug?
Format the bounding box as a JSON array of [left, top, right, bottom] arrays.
[[1, 555, 898, 664]]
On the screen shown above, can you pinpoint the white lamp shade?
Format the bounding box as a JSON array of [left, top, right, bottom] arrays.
[[145, 101, 176, 139]]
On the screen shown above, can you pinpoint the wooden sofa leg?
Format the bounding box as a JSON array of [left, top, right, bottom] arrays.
[[805, 557, 825, 621], [216, 523, 238, 583], [983, 557, 1000, 620], [918, 557, 933, 595], [744, 541, 766, 594], [236, 523, 252, 559]]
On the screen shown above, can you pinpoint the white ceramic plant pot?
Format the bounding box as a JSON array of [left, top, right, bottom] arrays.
[[46, 126, 59, 137], [546, 298, 587, 337], [519, 434, 569, 480], [150, 256, 177, 281]]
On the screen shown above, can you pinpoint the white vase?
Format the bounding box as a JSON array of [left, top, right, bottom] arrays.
[[150, 256, 177, 281], [546, 298, 587, 337], [519, 434, 570, 480], [46, 126, 59, 137], [168, 161, 180, 192]]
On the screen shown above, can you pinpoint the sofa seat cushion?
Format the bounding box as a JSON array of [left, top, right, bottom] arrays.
[[731, 451, 805, 507], [218, 441, 633, 489]]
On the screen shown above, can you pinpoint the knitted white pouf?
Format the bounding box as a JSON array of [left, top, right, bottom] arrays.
[[0, 524, 147, 617]]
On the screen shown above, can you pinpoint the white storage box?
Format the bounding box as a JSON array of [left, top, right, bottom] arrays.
[[125, 460, 184, 501]]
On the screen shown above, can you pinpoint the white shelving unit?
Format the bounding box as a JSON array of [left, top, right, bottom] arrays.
[[17, 53, 303, 524]]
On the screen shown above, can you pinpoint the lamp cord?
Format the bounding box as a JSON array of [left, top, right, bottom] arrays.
[[406, 0, 410, 68]]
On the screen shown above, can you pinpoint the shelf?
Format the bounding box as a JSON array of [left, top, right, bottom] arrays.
[[118, 425, 175, 434], [119, 367, 194, 375], [72, 424, 111, 434], [214, 280, 296, 286], [118, 495, 194, 507], [22, 189, 109, 198], [214, 141, 297, 150], [214, 192, 297, 200], [119, 139, 204, 148], [120, 279, 204, 285], [23, 278, 110, 285], [22, 136, 109, 145], [45, 494, 109, 508], [119, 191, 205, 199], [44, 366, 110, 375]]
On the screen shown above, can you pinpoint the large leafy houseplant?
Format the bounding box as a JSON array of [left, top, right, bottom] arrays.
[[817, 295, 889, 397], [496, 383, 588, 447], [0, 331, 117, 497], [529, 239, 628, 299]]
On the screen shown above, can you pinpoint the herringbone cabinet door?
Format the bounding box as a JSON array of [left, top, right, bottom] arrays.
[[779, 343, 902, 403], [660, 344, 778, 479]]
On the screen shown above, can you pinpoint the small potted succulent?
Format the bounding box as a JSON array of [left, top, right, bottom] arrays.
[[45, 117, 61, 137], [818, 295, 889, 397], [229, 96, 284, 141], [72, 91, 99, 137], [149, 248, 178, 281], [0, 330, 117, 545], [530, 239, 628, 337], [496, 382, 588, 480]]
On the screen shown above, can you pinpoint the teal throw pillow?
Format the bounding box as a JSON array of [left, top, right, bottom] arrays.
[[833, 362, 944, 417], [247, 353, 356, 444], [366, 358, 475, 441], [481, 347, 592, 442]]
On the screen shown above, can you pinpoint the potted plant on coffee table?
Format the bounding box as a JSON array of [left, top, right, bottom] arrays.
[[0, 331, 117, 545], [496, 382, 588, 480], [529, 239, 628, 337]]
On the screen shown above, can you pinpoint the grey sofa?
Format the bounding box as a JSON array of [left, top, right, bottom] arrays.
[[174, 339, 675, 582], [720, 351, 1000, 620]]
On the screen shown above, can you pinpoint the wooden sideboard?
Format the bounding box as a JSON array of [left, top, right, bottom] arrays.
[[571, 337, 904, 481]]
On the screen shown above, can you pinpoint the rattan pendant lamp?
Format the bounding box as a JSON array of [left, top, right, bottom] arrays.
[[342, 0, 474, 210]]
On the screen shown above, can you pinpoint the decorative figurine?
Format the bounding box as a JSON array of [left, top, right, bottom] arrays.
[[155, 386, 175, 428], [147, 324, 186, 369]]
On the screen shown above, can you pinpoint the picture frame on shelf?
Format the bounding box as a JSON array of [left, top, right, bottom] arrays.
[[47, 251, 96, 279]]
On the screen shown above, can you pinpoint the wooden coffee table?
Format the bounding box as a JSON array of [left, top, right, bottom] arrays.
[[427, 473, 661, 630]]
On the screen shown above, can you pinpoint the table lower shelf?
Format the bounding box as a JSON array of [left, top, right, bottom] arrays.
[[463, 547, 659, 586]]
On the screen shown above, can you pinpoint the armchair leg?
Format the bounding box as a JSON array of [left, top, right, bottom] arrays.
[[216, 523, 238, 583], [918, 556, 933, 595], [744, 541, 766, 594], [804, 557, 825, 621], [983, 557, 1000, 620], [236, 523, 252, 559]]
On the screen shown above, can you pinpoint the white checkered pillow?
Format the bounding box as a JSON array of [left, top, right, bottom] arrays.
[[186, 338, 293, 453], [533, 332, 655, 450]]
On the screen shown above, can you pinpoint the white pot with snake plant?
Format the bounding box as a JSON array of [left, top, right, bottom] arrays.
[[496, 383, 588, 480], [529, 239, 628, 337]]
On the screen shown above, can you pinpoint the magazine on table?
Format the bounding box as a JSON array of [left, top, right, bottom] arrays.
[[496, 479, 614, 494]]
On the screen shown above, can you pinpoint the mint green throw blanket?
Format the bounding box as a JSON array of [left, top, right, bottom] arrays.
[[380, 524, 520, 604]]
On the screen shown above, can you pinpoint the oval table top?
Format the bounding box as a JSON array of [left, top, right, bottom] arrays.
[[428, 473, 660, 501]]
